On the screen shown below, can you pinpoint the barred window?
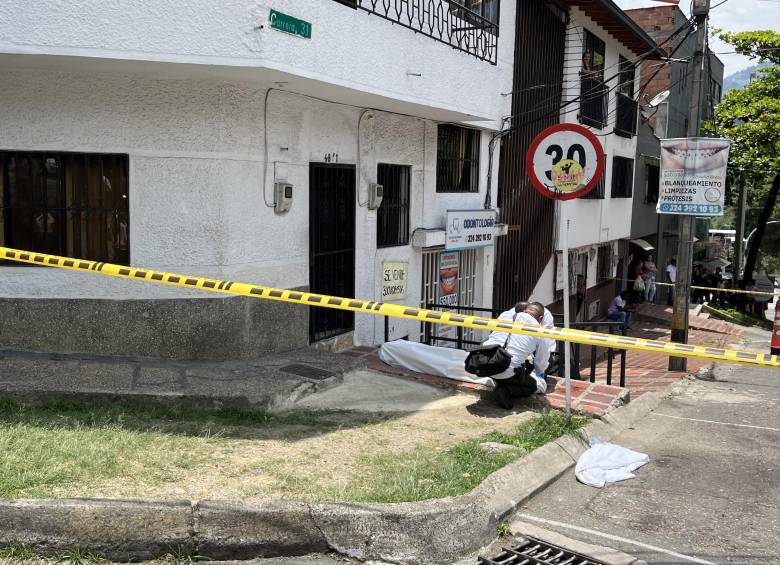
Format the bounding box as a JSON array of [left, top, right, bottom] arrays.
[[437, 125, 480, 193], [611, 157, 634, 198], [0, 152, 129, 264], [377, 164, 411, 248]]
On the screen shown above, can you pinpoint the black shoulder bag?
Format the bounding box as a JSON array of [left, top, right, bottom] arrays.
[[464, 313, 517, 378]]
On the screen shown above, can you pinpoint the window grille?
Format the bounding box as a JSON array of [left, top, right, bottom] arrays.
[[437, 125, 480, 193], [377, 164, 411, 248], [0, 152, 129, 264]]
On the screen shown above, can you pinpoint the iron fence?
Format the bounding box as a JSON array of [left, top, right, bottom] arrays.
[[415, 304, 628, 387], [352, 0, 499, 64]]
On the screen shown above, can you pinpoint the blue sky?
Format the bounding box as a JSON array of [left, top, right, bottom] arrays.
[[614, 0, 780, 76]]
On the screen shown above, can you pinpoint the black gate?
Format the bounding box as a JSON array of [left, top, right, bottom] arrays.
[[309, 163, 356, 343]]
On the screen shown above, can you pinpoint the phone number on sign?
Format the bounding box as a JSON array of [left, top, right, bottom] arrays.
[[660, 203, 722, 214], [466, 233, 492, 243]]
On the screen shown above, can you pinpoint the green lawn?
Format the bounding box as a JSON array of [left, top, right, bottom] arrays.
[[0, 397, 588, 503]]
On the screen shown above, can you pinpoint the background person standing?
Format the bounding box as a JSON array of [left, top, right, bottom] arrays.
[[666, 258, 677, 305]]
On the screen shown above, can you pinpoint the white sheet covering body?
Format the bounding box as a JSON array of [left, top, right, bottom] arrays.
[[379, 340, 546, 393], [575, 437, 650, 488]]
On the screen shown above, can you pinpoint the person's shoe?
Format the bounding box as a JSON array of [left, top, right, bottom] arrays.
[[494, 386, 514, 410]]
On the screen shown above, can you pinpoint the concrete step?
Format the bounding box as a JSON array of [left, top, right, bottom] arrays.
[[0, 347, 364, 411]]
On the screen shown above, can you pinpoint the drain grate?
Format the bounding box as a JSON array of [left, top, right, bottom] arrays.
[[478, 536, 608, 565], [279, 363, 336, 381]]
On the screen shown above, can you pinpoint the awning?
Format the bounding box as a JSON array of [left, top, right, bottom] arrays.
[[703, 257, 731, 270], [630, 238, 655, 251]]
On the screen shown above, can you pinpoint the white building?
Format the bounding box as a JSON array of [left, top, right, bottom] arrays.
[[521, 1, 662, 319], [0, 1, 515, 358]]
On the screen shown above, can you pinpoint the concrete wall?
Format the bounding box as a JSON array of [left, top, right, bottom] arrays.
[[0, 0, 514, 122], [0, 69, 499, 348]]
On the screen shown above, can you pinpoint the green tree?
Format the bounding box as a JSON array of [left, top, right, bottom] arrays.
[[708, 30, 780, 280]]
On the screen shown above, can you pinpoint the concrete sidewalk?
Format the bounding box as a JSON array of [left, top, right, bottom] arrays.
[[516, 326, 779, 564], [0, 347, 364, 411]]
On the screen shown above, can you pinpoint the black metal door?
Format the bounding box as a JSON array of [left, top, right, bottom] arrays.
[[309, 163, 356, 342]]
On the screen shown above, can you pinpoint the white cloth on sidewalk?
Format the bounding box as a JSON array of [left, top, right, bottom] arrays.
[[575, 437, 650, 488], [379, 340, 546, 393]]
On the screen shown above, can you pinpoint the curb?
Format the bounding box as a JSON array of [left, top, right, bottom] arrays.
[[0, 391, 672, 564]]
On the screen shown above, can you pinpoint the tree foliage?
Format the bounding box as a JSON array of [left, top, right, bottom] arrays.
[[707, 30, 780, 277]]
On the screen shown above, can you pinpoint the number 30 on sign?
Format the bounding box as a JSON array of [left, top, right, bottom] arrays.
[[526, 123, 606, 201]]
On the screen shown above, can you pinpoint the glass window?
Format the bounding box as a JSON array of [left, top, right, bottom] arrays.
[[436, 125, 481, 193], [377, 164, 411, 248], [618, 55, 635, 97], [582, 30, 606, 82], [0, 152, 130, 264], [611, 157, 634, 198]]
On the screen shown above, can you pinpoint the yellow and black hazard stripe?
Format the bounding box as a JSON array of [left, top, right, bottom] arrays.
[[2, 246, 778, 371], [616, 278, 777, 297]]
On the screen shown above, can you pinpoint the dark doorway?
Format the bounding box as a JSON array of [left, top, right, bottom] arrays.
[[309, 163, 356, 343]]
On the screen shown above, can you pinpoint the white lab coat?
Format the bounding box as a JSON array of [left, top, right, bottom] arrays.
[[482, 309, 550, 380]]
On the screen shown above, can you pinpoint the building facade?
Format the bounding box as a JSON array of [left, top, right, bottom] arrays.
[[626, 4, 724, 303], [495, 0, 660, 321], [0, 0, 515, 357]]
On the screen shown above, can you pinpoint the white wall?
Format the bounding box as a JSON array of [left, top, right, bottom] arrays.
[[557, 7, 640, 251], [0, 68, 499, 344], [0, 0, 514, 122]]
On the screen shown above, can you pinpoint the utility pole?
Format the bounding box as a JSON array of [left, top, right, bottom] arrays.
[[733, 172, 747, 288], [669, 0, 709, 372]]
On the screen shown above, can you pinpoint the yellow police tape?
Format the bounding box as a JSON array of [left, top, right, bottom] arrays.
[[2, 246, 778, 371], [617, 278, 777, 296]]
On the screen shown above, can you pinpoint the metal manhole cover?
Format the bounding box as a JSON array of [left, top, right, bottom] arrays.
[[478, 536, 608, 565], [279, 364, 336, 381]]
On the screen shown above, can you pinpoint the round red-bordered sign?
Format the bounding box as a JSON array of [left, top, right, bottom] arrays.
[[525, 123, 606, 201]]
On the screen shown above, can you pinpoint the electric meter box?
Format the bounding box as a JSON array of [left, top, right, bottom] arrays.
[[368, 183, 384, 210], [274, 182, 293, 214]]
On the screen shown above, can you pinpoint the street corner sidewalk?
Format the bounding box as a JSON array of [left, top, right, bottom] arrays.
[[337, 346, 629, 417]]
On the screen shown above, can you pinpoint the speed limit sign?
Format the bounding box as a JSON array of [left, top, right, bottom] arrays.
[[526, 123, 605, 200]]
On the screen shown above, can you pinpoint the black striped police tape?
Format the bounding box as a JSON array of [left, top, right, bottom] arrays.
[[617, 278, 777, 296], [2, 246, 778, 371]]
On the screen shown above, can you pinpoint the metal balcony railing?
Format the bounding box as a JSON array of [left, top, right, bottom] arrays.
[[615, 92, 638, 138], [351, 0, 499, 64], [579, 75, 609, 129]]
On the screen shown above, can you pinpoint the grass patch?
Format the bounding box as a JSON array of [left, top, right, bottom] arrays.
[[0, 397, 383, 499], [0, 544, 37, 561], [706, 305, 773, 330], [330, 411, 588, 503]]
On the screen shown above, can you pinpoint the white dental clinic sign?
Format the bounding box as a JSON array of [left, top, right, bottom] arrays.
[[445, 209, 496, 251], [657, 137, 731, 216]]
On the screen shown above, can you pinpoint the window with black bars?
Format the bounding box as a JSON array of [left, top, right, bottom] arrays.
[[452, 0, 500, 28], [0, 152, 130, 264], [377, 163, 411, 248], [611, 157, 634, 198], [597, 244, 612, 284], [437, 125, 480, 193]]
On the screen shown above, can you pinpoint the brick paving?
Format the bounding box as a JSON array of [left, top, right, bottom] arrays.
[[340, 303, 747, 416]]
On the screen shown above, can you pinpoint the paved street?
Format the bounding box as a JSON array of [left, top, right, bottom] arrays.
[[517, 328, 779, 565]]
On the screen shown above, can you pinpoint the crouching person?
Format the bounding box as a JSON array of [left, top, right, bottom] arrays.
[[483, 302, 550, 410]]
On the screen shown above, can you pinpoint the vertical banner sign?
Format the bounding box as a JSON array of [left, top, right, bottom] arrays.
[[527, 123, 606, 418], [657, 138, 730, 216], [381, 261, 408, 301], [438, 252, 459, 306]]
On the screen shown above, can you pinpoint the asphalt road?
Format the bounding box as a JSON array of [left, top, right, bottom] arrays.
[[517, 327, 779, 565]]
